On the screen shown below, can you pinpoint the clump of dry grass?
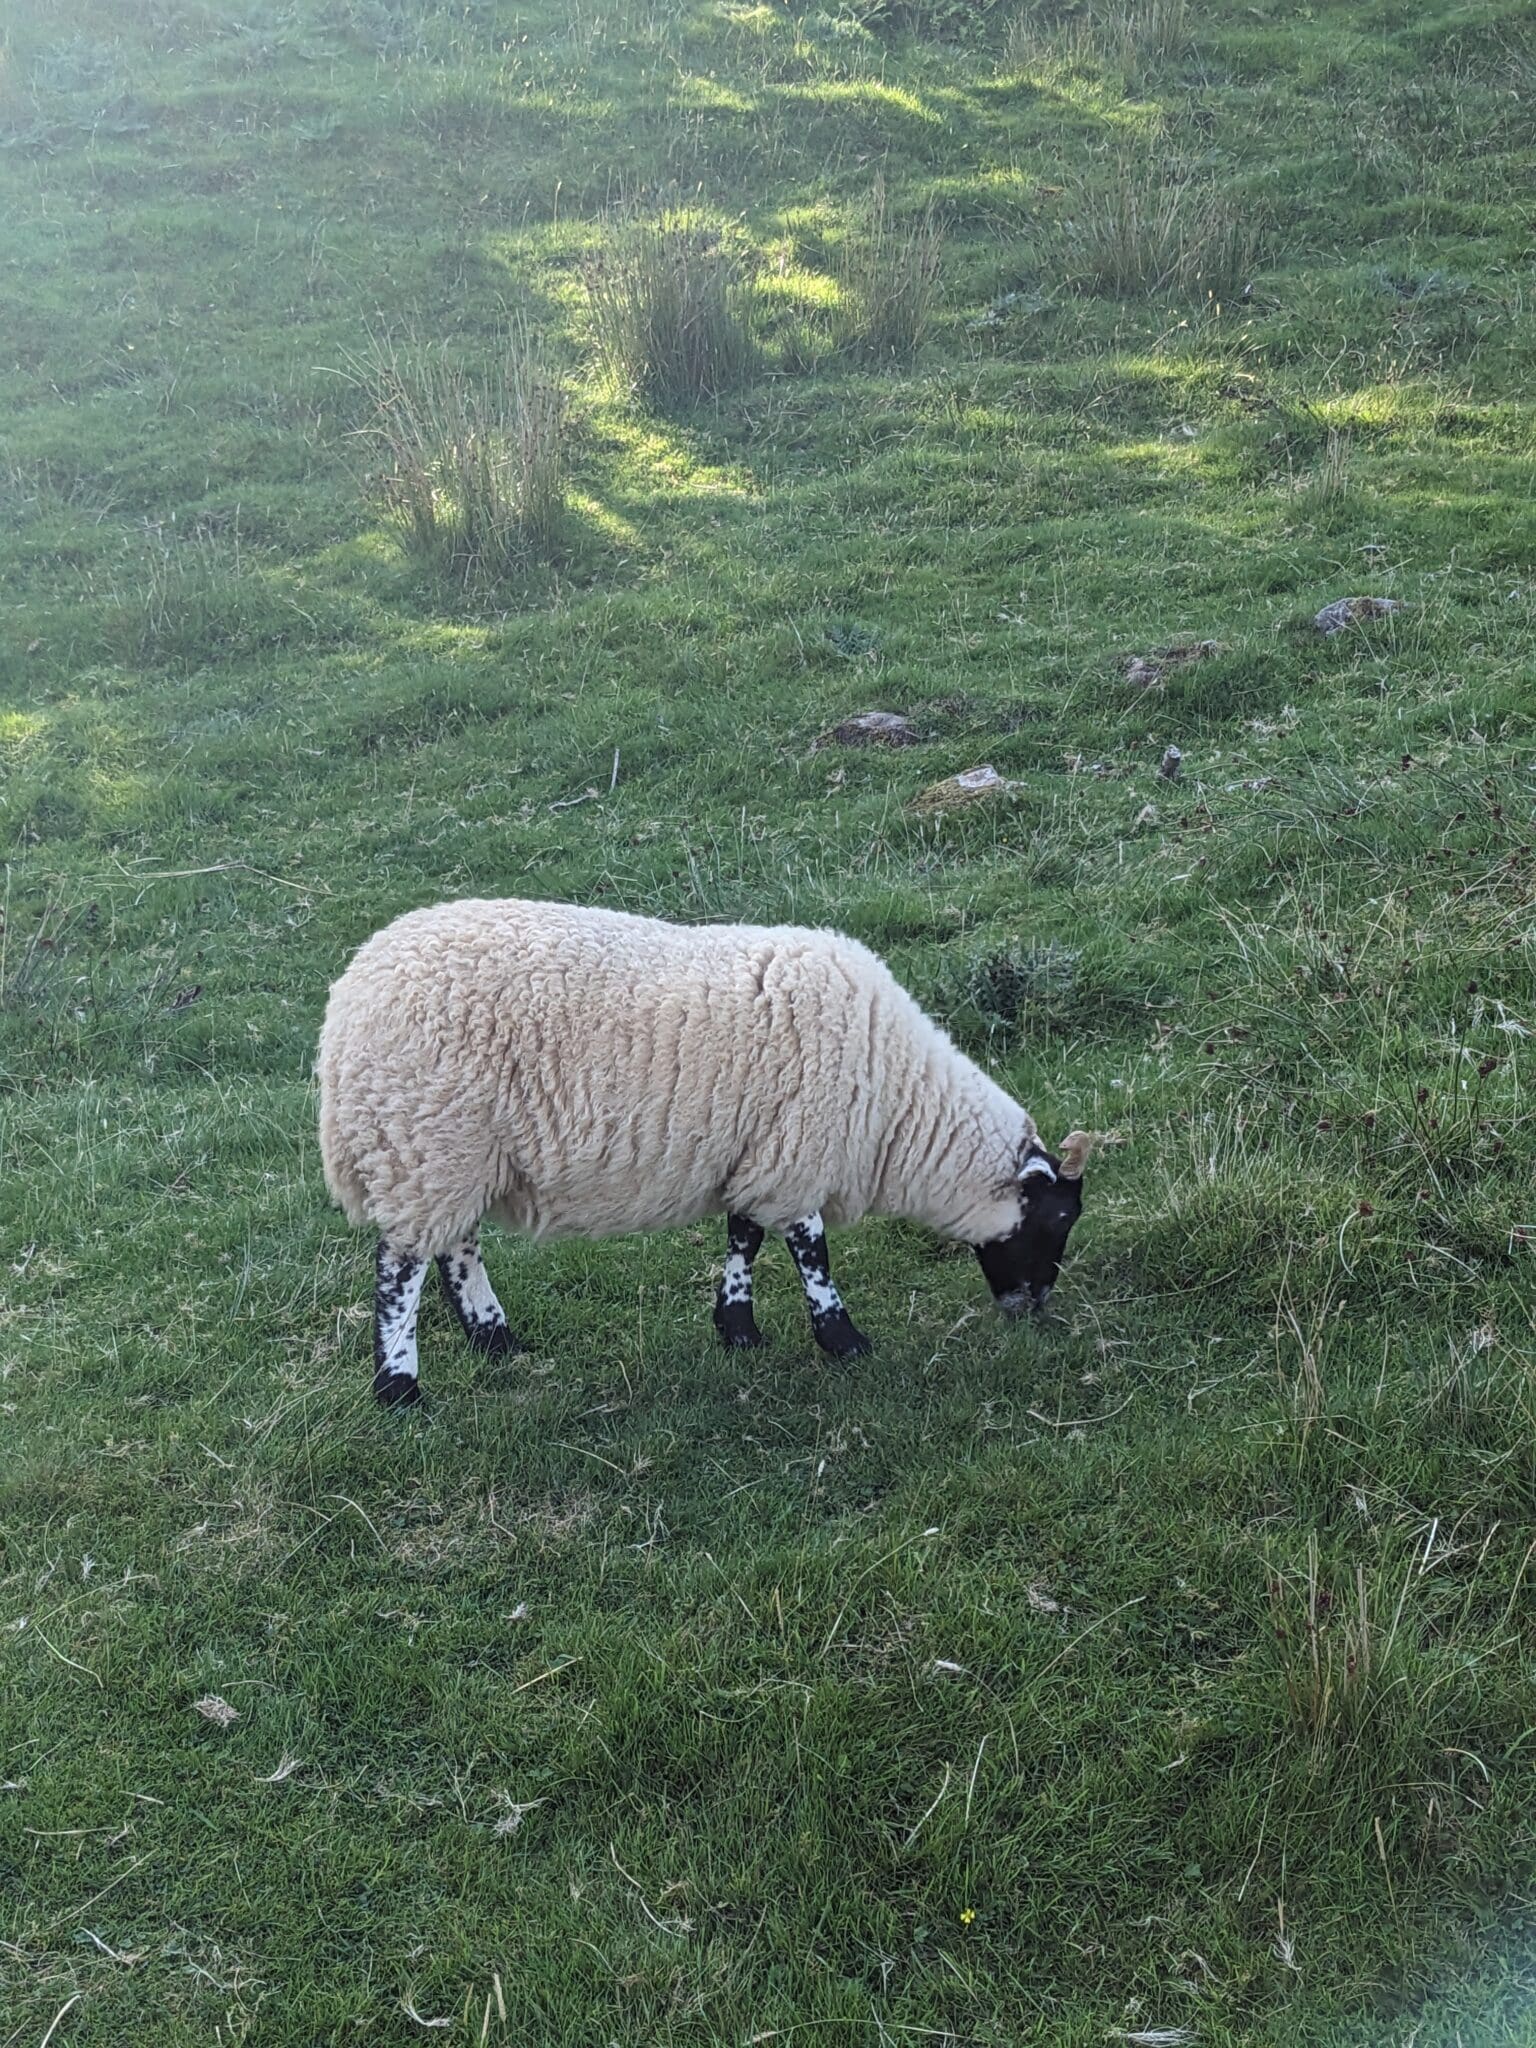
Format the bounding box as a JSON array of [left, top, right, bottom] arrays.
[[835, 174, 944, 363], [585, 212, 756, 407], [1064, 158, 1259, 299], [360, 329, 568, 584]]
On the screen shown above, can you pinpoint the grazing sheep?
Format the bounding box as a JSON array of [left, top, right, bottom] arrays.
[[316, 898, 1088, 1405]]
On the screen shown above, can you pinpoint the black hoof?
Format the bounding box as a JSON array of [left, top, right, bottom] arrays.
[[719, 1324, 765, 1350], [714, 1305, 764, 1349], [464, 1318, 523, 1357], [373, 1369, 422, 1408], [814, 1314, 873, 1360]]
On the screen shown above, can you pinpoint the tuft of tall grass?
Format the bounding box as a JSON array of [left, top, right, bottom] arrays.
[[1002, 8, 1091, 75], [1272, 1542, 1392, 1759], [1296, 427, 1353, 511], [1096, 0, 1189, 80], [835, 174, 944, 363], [360, 330, 568, 584], [585, 213, 756, 408], [1003, 0, 1187, 83], [1065, 159, 1259, 299], [1260, 1535, 1480, 1777], [838, 0, 1008, 37]]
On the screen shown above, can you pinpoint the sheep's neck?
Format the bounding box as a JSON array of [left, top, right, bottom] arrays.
[[876, 1038, 1029, 1240]]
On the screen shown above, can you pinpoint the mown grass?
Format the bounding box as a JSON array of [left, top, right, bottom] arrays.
[[2, 0, 1535, 2042]]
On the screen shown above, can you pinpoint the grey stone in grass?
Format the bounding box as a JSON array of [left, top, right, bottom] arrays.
[[1123, 640, 1224, 686], [1313, 595, 1405, 635]]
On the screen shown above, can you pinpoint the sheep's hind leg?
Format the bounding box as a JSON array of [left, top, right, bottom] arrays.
[[374, 1238, 427, 1407], [713, 1214, 765, 1348], [435, 1232, 522, 1357], [784, 1213, 872, 1359]]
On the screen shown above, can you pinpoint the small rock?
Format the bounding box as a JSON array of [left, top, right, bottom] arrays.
[[1313, 595, 1404, 636], [1133, 803, 1159, 829], [1123, 640, 1224, 687], [813, 709, 920, 751], [910, 764, 1019, 814], [1158, 746, 1183, 781]]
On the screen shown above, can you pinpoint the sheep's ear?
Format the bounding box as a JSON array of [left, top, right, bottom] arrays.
[[1019, 1146, 1057, 1185], [1057, 1130, 1092, 1181]]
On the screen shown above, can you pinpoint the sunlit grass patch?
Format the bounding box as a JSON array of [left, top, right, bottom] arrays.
[[0, 708, 47, 753], [755, 250, 844, 371]]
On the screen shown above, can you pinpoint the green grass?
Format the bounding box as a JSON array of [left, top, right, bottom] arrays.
[[586, 210, 759, 408], [2, 0, 1535, 2041], [358, 327, 570, 586]]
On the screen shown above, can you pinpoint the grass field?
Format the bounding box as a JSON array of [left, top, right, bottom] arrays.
[[3, 0, 1535, 2040]]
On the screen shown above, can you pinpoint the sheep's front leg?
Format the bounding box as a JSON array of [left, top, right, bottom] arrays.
[[784, 1212, 872, 1359], [374, 1238, 427, 1407], [713, 1213, 765, 1348], [435, 1232, 521, 1357]]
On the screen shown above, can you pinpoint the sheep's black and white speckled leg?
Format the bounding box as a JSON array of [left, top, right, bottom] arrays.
[[373, 1239, 427, 1407], [784, 1212, 871, 1359], [435, 1233, 521, 1357], [713, 1213, 765, 1348]]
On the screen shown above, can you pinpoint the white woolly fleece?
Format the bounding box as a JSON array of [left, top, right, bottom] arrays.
[[317, 898, 1038, 1257]]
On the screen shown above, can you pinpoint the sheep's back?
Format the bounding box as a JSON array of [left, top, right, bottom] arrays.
[[317, 898, 893, 1242]]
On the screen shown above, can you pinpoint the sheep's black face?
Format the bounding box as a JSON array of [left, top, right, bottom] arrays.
[[974, 1141, 1085, 1316]]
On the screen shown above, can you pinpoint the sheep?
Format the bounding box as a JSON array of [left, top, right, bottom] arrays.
[[316, 897, 1088, 1405]]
